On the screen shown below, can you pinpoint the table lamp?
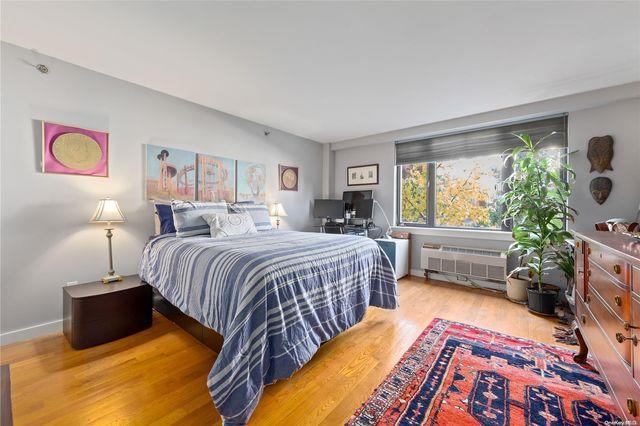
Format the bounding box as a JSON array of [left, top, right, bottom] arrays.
[[269, 202, 288, 230], [90, 197, 125, 283]]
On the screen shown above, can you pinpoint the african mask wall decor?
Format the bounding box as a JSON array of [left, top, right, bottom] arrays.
[[590, 177, 612, 205], [587, 135, 614, 173]]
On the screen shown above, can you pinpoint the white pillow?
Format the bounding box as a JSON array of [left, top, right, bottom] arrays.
[[171, 201, 228, 237], [202, 212, 257, 238]]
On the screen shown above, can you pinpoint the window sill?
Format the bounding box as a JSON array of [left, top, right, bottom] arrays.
[[392, 226, 513, 242]]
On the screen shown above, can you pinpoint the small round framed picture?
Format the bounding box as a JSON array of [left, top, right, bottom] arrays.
[[279, 164, 299, 191]]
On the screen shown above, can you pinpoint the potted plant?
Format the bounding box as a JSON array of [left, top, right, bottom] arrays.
[[506, 258, 530, 303], [555, 240, 576, 307], [501, 133, 576, 315]]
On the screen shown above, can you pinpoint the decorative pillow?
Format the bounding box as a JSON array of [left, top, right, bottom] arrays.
[[229, 203, 272, 231], [202, 212, 257, 238], [155, 203, 176, 234], [171, 201, 228, 237]]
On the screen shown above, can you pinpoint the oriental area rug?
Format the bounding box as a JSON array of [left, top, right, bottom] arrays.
[[348, 318, 620, 425]]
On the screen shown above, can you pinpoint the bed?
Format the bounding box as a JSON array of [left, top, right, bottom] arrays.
[[139, 230, 398, 425]]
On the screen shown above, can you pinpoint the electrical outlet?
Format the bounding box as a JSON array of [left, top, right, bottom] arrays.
[[66, 281, 78, 287]]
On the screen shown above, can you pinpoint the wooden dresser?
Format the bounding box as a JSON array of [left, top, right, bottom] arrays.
[[574, 231, 640, 420]]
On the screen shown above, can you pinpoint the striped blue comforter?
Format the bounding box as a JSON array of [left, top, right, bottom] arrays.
[[139, 230, 398, 424]]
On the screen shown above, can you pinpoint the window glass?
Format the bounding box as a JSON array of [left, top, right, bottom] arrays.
[[399, 163, 427, 224], [434, 154, 503, 229]]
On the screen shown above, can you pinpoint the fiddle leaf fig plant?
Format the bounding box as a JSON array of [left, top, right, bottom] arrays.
[[501, 133, 576, 293]]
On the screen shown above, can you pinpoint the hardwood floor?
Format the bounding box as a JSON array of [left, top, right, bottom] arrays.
[[1, 276, 571, 425]]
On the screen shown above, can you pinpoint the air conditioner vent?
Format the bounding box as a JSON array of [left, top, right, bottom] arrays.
[[421, 244, 507, 289], [487, 265, 505, 281], [442, 259, 455, 273], [428, 257, 441, 271], [456, 260, 471, 275], [471, 263, 487, 278]]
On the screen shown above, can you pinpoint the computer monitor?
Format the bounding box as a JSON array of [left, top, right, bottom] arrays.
[[313, 199, 345, 220], [353, 199, 374, 220], [342, 190, 372, 210]]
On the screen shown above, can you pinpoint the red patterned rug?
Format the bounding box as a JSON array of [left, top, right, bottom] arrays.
[[348, 318, 621, 425]]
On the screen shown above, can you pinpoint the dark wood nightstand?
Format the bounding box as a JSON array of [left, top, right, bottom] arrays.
[[63, 275, 152, 349]]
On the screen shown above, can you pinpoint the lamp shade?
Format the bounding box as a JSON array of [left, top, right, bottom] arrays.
[[269, 202, 288, 217], [90, 197, 125, 223]]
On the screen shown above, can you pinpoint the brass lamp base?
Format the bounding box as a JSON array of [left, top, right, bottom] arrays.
[[102, 274, 123, 284]]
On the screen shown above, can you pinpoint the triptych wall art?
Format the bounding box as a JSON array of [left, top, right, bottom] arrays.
[[145, 144, 266, 203]]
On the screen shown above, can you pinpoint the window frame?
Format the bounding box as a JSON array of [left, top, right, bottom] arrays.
[[396, 148, 569, 232], [396, 158, 510, 232]]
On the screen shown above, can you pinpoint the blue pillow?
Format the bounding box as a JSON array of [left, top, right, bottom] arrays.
[[155, 203, 176, 234]]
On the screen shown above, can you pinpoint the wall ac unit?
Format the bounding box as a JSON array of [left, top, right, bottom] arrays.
[[421, 244, 507, 283]]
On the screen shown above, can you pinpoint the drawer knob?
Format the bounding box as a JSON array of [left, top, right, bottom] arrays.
[[587, 270, 592, 277], [576, 241, 580, 249], [616, 332, 638, 346], [624, 322, 639, 331], [587, 248, 592, 255], [586, 295, 591, 303], [614, 295, 622, 307], [627, 398, 638, 416], [581, 314, 587, 324], [613, 264, 621, 274]]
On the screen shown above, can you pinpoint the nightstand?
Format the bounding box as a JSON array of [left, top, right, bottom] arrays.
[[376, 238, 410, 278], [63, 275, 152, 349]]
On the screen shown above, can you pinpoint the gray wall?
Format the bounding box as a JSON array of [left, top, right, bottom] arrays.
[[332, 95, 640, 277], [0, 42, 323, 340], [568, 98, 640, 230]]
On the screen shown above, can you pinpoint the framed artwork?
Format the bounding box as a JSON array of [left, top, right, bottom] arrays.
[[279, 164, 299, 191], [145, 144, 196, 201], [236, 161, 266, 203], [42, 121, 109, 177], [347, 164, 379, 186], [197, 154, 236, 202]]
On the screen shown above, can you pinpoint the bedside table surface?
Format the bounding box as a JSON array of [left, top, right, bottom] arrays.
[[63, 275, 144, 299]]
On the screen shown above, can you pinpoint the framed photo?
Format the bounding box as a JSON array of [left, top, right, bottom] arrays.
[[279, 164, 298, 191], [42, 121, 109, 177], [347, 164, 379, 186], [236, 161, 266, 203], [145, 144, 196, 201], [197, 154, 236, 202]]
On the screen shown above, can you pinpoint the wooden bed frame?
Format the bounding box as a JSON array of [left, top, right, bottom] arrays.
[[150, 285, 224, 353]]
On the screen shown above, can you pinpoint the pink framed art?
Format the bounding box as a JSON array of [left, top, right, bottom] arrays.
[[42, 121, 109, 177]]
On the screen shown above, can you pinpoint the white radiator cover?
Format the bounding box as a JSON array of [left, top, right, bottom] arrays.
[[421, 244, 507, 282]]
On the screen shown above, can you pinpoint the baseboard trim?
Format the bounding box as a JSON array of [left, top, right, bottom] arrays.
[[0, 319, 63, 346], [410, 268, 425, 277]]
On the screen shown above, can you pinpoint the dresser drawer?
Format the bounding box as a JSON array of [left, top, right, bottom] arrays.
[[633, 295, 640, 383], [633, 266, 640, 296], [576, 240, 586, 300], [588, 285, 632, 365], [577, 294, 640, 420], [589, 243, 628, 283], [589, 261, 630, 321]]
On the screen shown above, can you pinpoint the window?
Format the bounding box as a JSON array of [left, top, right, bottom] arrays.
[[399, 163, 428, 224], [394, 116, 567, 231], [435, 154, 503, 229], [397, 154, 505, 230]]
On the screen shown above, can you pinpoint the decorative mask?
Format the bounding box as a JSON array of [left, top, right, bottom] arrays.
[[587, 135, 614, 173], [590, 177, 612, 205]]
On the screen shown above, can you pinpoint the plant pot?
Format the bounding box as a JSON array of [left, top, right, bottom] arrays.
[[527, 287, 557, 316], [506, 276, 530, 303]]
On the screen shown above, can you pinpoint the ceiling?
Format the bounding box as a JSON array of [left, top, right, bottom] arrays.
[[2, 1, 639, 143]]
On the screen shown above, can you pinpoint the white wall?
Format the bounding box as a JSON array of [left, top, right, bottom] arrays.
[[331, 89, 640, 276], [0, 42, 323, 343], [568, 98, 640, 229]]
